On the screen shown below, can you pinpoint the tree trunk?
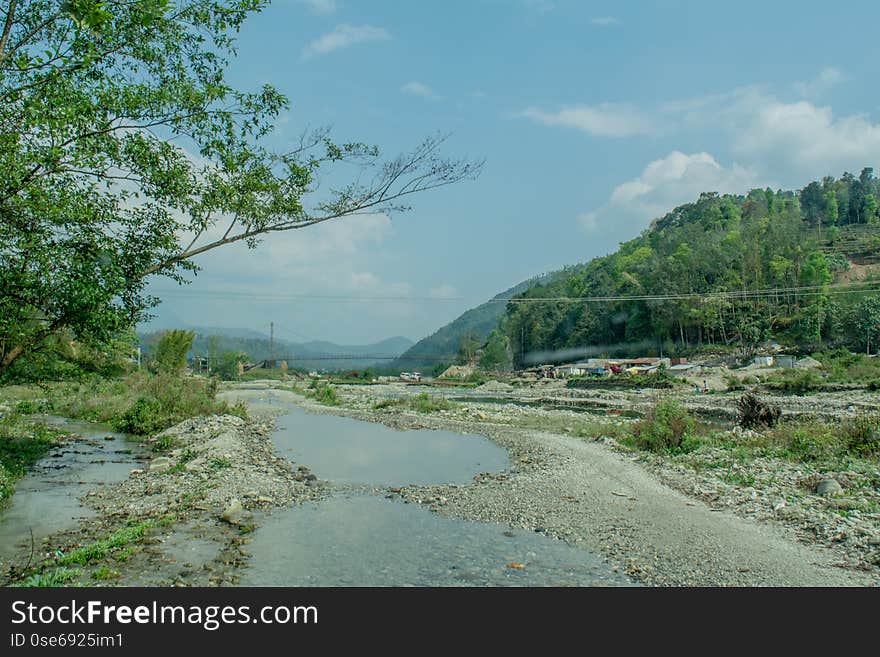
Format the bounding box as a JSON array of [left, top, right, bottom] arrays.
[[0, 344, 25, 376]]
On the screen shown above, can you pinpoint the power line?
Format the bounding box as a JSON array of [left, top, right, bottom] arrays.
[[151, 281, 880, 304]]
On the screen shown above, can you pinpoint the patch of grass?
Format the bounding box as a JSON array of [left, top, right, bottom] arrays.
[[45, 371, 245, 438], [568, 369, 677, 390], [721, 469, 756, 487], [841, 414, 880, 456], [169, 447, 198, 473], [623, 399, 700, 454], [15, 567, 81, 588], [0, 413, 66, 505], [307, 381, 340, 406], [91, 566, 120, 581], [762, 369, 823, 394], [406, 392, 452, 413], [815, 349, 880, 384], [209, 456, 231, 471], [111, 547, 135, 562], [373, 398, 400, 410], [57, 520, 154, 567]]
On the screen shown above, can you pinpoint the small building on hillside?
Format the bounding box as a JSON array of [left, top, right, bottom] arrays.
[[555, 363, 586, 377]]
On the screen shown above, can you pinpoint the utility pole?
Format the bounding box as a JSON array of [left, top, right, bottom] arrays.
[[270, 321, 275, 365]]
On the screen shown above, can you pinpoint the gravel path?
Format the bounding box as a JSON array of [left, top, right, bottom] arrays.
[[397, 428, 874, 586]]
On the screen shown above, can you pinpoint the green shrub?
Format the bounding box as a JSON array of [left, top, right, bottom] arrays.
[[842, 415, 880, 456], [150, 329, 195, 374], [407, 392, 452, 413], [625, 399, 697, 453], [768, 425, 843, 462], [16, 567, 81, 588], [116, 396, 166, 435], [765, 370, 822, 394], [308, 382, 340, 406]]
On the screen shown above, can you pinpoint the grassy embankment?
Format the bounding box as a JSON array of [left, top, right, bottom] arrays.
[[0, 370, 251, 586], [0, 371, 248, 503]]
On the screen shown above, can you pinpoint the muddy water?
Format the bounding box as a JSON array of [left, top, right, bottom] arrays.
[[242, 394, 635, 586], [0, 417, 148, 566]]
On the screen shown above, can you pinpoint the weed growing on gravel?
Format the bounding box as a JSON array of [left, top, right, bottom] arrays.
[[624, 399, 699, 454], [307, 381, 340, 406], [0, 413, 65, 505], [57, 520, 155, 567], [407, 393, 452, 413], [91, 567, 120, 580], [45, 372, 246, 437], [15, 567, 81, 588]]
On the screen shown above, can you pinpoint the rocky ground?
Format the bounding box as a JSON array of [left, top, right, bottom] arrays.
[[6, 405, 327, 587], [6, 377, 878, 587], [299, 380, 879, 586]]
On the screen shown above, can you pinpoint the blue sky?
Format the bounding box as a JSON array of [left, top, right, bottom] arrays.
[[147, 0, 880, 344]]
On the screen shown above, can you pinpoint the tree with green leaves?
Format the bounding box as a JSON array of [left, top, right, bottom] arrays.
[[478, 328, 513, 374], [151, 329, 194, 373], [0, 0, 481, 376]]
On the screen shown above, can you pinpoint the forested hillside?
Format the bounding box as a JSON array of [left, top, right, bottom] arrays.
[[501, 169, 880, 366], [388, 277, 551, 372]]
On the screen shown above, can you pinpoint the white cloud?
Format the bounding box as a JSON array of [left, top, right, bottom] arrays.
[[733, 99, 880, 174], [656, 79, 880, 179], [401, 81, 442, 101], [580, 152, 763, 234], [297, 0, 337, 14], [591, 16, 619, 26], [793, 67, 844, 98], [302, 24, 390, 59], [429, 284, 457, 299], [520, 103, 655, 138]]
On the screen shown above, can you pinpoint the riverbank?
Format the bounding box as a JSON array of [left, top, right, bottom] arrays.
[[4, 378, 877, 586], [276, 380, 878, 586], [1, 400, 326, 586]]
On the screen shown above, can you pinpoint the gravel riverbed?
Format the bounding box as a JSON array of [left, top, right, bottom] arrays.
[[287, 381, 878, 586]]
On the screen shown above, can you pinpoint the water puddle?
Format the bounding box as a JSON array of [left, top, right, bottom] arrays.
[[241, 496, 634, 587], [0, 417, 148, 566], [237, 394, 634, 586], [270, 405, 508, 486]]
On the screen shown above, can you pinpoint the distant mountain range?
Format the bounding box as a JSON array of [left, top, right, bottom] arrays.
[[387, 274, 558, 372], [137, 323, 413, 371]]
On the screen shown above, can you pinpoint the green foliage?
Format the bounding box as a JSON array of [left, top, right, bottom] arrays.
[[91, 566, 120, 581], [567, 369, 675, 390], [209, 456, 232, 471], [498, 173, 880, 361], [57, 520, 154, 567], [0, 1, 478, 377], [16, 567, 82, 588], [46, 371, 241, 438], [0, 330, 137, 385], [151, 330, 195, 374], [479, 329, 513, 374], [841, 415, 880, 456], [212, 351, 250, 380], [407, 392, 452, 413], [307, 382, 340, 406], [763, 370, 823, 394], [625, 399, 698, 453], [0, 414, 65, 504]]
